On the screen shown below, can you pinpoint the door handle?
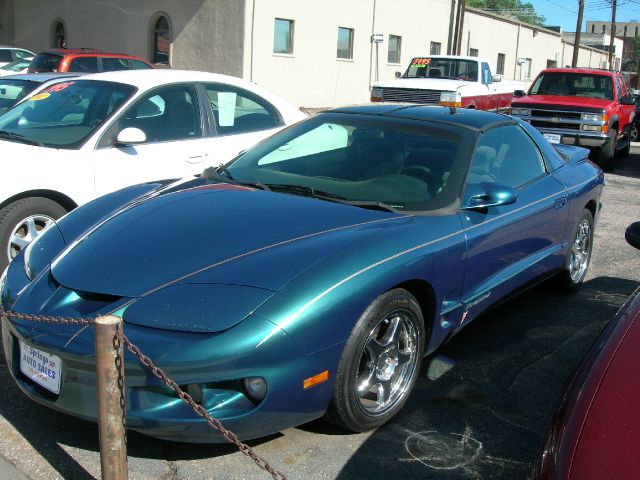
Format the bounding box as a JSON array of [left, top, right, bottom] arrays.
[[555, 197, 567, 209], [186, 155, 206, 164]]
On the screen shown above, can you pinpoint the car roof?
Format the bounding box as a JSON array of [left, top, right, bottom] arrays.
[[326, 104, 514, 130], [73, 69, 265, 90], [541, 67, 616, 76], [2, 72, 81, 82]]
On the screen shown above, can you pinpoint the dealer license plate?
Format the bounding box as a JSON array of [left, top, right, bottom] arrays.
[[19, 340, 61, 394], [543, 133, 561, 144]]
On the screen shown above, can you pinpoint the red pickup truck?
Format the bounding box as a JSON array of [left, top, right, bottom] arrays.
[[510, 68, 635, 171]]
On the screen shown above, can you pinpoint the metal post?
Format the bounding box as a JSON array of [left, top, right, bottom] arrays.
[[94, 315, 128, 480]]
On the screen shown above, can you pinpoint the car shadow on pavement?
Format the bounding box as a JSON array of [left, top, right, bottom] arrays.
[[608, 149, 640, 180], [332, 275, 639, 480]]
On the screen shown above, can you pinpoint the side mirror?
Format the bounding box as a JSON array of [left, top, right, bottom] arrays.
[[492, 74, 503, 83], [620, 95, 635, 105], [625, 222, 640, 250], [395, 71, 402, 79], [116, 127, 146, 146], [513, 89, 526, 98], [462, 183, 518, 211]]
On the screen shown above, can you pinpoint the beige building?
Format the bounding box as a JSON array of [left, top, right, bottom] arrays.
[[0, 0, 611, 108]]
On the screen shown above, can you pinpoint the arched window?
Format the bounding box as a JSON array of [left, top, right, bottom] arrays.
[[53, 21, 66, 48], [152, 15, 171, 65]]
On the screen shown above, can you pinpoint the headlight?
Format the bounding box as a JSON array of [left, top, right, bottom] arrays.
[[511, 108, 531, 116], [244, 377, 267, 402], [23, 221, 58, 280], [371, 87, 383, 102], [440, 91, 462, 107], [581, 113, 603, 122]]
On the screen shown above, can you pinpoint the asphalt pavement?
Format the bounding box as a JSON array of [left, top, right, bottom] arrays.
[[0, 149, 638, 480]]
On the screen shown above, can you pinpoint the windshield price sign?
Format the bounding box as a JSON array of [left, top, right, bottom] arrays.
[[411, 58, 431, 66]]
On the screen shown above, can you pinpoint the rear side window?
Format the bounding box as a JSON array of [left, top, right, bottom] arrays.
[[204, 83, 281, 135], [131, 60, 152, 70], [15, 50, 32, 59], [102, 57, 129, 71], [0, 50, 13, 62], [29, 53, 62, 72], [68, 57, 99, 73]]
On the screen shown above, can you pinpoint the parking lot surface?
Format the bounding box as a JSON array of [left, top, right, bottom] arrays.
[[0, 150, 638, 480]]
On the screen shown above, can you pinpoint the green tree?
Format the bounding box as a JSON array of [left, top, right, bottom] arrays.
[[468, 0, 546, 26]]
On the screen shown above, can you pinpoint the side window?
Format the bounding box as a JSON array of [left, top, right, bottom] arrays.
[[468, 125, 546, 189], [204, 83, 281, 135], [99, 84, 201, 147], [130, 60, 153, 70], [0, 50, 12, 62], [102, 57, 130, 71], [68, 57, 99, 72], [481, 62, 492, 84], [15, 50, 32, 60]]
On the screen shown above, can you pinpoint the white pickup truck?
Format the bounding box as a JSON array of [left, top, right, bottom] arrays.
[[371, 55, 526, 112]]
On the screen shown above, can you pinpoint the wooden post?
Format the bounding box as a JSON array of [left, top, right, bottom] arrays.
[[572, 0, 585, 67], [94, 315, 128, 480]]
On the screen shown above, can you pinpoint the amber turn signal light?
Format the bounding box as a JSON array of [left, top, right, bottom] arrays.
[[303, 370, 329, 389]]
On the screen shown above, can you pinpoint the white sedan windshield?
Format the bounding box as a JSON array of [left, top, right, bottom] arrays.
[[0, 80, 136, 149]]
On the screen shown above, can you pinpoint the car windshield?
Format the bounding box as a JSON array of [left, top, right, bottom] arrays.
[[0, 79, 39, 115], [0, 59, 31, 72], [530, 72, 613, 99], [404, 57, 478, 81], [227, 113, 473, 212], [28, 53, 62, 73], [0, 80, 136, 149]]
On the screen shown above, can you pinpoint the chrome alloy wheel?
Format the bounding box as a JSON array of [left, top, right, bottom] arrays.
[[7, 214, 54, 262], [569, 219, 591, 283], [355, 310, 419, 415]]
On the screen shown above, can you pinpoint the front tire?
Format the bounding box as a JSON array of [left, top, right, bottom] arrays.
[[593, 129, 616, 172], [0, 197, 67, 272], [554, 209, 594, 293], [325, 289, 425, 432]]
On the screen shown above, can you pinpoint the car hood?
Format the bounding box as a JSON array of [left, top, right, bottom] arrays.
[[50, 183, 407, 298], [512, 95, 611, 111], [373, 78, 474, 90]]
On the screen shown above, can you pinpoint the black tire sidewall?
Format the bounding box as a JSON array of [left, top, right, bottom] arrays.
[[0, 197, 67, 271], [330, 288, 425, 432]]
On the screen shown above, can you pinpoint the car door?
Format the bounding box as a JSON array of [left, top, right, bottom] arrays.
[[199, 82, 285, 166], [457, 124, 568, 326], [93, 83, 211, 197]]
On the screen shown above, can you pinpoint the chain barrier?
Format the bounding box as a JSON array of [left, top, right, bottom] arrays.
[[0, 307, 288, 480]]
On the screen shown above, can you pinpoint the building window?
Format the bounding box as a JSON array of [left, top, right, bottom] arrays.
[[547, 59, 557, 68], [469, 48, 479, 57], [388, 35, 401, 63], [591, 24, 595, 33], [430, 41, 441, 55], [53, 20, 66, 48], [274, 18, 294, 54], [602, 25, 605, 33], [152, 14, 171, 65], [523, 58, 532, 79], [337, 27, 354, 59], [496, 53, 505, 75], [636, 26, 639, 36], [624, 26, 628, 37]]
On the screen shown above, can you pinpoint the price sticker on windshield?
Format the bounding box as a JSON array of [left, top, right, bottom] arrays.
[[28, 92, 50, 102], [411, 58, 431, 66], [44, 81, 75, 93]]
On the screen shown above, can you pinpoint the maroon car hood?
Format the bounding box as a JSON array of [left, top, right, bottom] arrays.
[[569, 296, 640, 479]]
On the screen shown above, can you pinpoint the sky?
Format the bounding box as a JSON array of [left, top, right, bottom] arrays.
[[529, 0, 640, 32]]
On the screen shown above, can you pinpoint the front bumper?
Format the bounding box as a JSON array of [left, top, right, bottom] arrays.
[[511, 113, 608, 147], [1, 311, 341, 443], [533, 127, 608, 147]]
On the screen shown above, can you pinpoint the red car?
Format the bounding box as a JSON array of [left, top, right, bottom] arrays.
[[511, 68, 636, 172], [27, 48, 153, 74], [533, 221, 640, 479]]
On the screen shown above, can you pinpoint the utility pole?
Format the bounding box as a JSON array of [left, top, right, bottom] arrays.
[[447, 0, 456, 55], [457, 0, 466, 55], [608, 0, 617, 70], [572, 0, 585, 67]]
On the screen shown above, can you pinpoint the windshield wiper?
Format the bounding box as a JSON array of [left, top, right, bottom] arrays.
[[200, 166, 270, 191], [265, 184, 401, 213], [215, 163, 234, 180], [0, 130, 43, 147], [265, 183, 347, 200]]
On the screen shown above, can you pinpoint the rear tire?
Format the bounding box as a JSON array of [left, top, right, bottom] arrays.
[[325, 289, 425, 432], [0, 197, 67, 272], [553, 209, 594, 293]]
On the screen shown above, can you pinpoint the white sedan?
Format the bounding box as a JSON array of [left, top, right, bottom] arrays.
[[0, 69, 306, 270]]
